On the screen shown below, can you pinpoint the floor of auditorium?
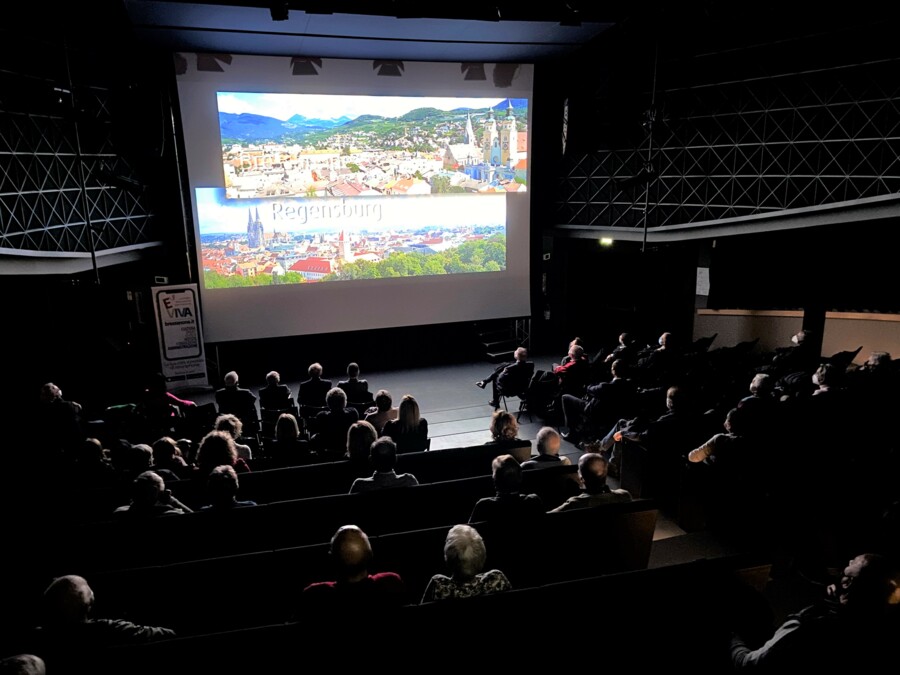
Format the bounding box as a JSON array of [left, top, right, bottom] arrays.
[[189, 356, 829, 623]]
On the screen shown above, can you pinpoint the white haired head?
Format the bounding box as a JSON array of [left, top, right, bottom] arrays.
[[444, 524, 487, 580]]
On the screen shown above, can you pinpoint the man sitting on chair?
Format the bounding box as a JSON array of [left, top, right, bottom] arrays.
[[338, 362, 372, 406], [258, 371, 291, 410], [476, 347, 533, 409]]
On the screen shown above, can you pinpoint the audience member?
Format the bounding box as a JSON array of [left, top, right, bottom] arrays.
[[71, 438, 115, 486], [550, 453, 632, 512], [0, 655, 45, 675], [301, 525, 406, 607], [381, 394, 429, 453], [364, 389, 398, 434], [346, 420, 378, 463], [269, 412, 312, 464], [338, 362, 372, 404], [604, 332, 640, 364], [349, 437, 419, 493], [151, 436, 190, 478], [200, 465, 256, 510], [37, 575, 175, 659], [36, 382, 82, 457], [469, 454, 544, 523], [475, 347, 533, 409], [521, 427, 571, 470], [561, 359, 635, 445], [731, 553, 900, 670], [214, 371, 257, 423], [298, 362, 332, 409], [196, 430, 250, 475], [113, 471, 192, 517], [136, 373, 196, 435], [313, 387, 359, 458], [258, 370, 292, 410], [421, 524, 511, 603], [214, 413, 253, 462], [487, 410, 520, 444]]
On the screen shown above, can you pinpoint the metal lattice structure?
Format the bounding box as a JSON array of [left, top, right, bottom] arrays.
[[0, 80, 158, 256], [556, 56, 900, 229]]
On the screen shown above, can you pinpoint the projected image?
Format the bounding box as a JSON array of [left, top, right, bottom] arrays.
[[217, 93, 528, 200], [197, 188, 506, 288]]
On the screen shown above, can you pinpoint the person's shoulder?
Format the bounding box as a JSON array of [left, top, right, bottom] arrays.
[[611, 489, 633, 501], [303, 581, 337, 594], [478, 569, 512, 589]]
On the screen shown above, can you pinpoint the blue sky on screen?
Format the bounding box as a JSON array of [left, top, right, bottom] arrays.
[[216, 92, 526, 121]]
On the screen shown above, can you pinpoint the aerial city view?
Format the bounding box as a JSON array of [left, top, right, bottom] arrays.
[[198, 93, 526, 288]]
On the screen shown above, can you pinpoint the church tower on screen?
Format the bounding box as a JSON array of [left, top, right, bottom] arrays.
[[340, 230, 351, 262], [499, 99, 518, 167], [482, 108, 499, 164], [247, 208, 264, 249]]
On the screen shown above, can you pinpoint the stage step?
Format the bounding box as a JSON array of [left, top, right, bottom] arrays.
[[486, 349, 516, 362], [482, 338, 517, 351]]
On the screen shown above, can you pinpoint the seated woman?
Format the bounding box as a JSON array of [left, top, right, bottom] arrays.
[[196, 430, 250, 475], [421, 524, 511, 603], [268, 413, 313, 465], [345, 420, 378, 474], [214, 414, 253, 462], [151, 436, 191, 479], [487, 410, 520, 444], [382, 394, 429, 453], [364, 389, 398, 434]]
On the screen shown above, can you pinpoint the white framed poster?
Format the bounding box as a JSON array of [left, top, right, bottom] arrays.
[[153, 284, 209, 388]]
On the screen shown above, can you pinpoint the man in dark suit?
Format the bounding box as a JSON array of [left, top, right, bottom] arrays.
[[258, 370, 292, 410], [298, 362, 332, 410], [338, 362, 372, 405], [215, 371, 257, 424], [561, 359, 636, 445], [476, 347, 534, 409]]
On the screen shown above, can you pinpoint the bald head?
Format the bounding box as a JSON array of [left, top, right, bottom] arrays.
[[330, 525, 373, 582], [830, 553, 900, 613], [0, 655, 46, 675], [579, 453, 610, 494], [43, 575, 94, 625]]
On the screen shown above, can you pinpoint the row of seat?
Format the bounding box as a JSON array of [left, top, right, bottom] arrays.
[[85, 500, 659, 636], [81, 554, 771, 675], [53, 462, 580, 575], [77, 439, 534, 519]]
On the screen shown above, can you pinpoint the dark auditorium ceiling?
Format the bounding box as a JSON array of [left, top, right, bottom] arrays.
[[120, 0, 626, 61]]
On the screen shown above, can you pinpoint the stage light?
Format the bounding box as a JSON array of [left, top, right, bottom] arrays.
[[600, 238, 614, 247], [492, 63, 519, 88], [461, 63, 486, 81], [291, 57, 322, 76], [196, 53, 233, 72], [374, 60, 404, 77], [270, 2, 289, 21]]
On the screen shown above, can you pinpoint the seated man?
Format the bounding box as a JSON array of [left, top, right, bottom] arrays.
[[37, 575, 175, 656], [113, 471, 193, 518], [298, 362, 332, 410], [301, 525, 406, 608], [364, 389, 398, 434], [313, 387, 359, 458], [258, 370, 292, 410], [469, 454, 544, 523], [214, 371, 257, 425], [201, 465, 257, 511], [561, 359, 636, 445], [550, 453, 632, 512], [521, 427, 572, 470], [338, 362, 372, 405], [526, 345, 589, 412], [731, 553, 900, 670], [603, 332, 640, 364], [349, 437, 419, 493], [475, 347, 534, 409]]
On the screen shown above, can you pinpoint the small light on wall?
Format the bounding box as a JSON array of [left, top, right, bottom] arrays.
[[600, 237, 614, 247]]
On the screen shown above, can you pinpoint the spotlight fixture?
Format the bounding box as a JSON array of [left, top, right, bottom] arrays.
[[373, 60, 404, 77], [270, 2, 289, 21], [599, 237, 613, 247], [196, 53, 233, 72], [291, 57, 322, 76], [492, 63, 519, 88], [460, 63, 486, 81]]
